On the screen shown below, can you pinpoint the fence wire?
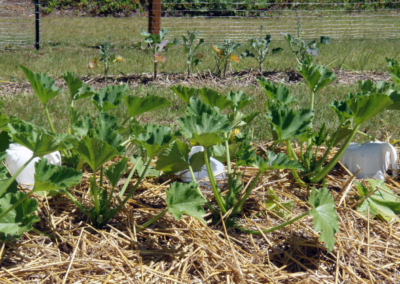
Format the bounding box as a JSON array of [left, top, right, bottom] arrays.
[[0, 0, 35, 49], [161, 4, 400, 42]]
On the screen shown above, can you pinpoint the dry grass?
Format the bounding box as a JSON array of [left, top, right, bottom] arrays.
[[1, 144, 400, 283]]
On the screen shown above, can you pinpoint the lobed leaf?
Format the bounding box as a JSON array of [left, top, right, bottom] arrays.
[[20, 65, 61, 106], [308, 187, 339, 253], [165, 182, 206, 223], [0, 192, 40, 240]]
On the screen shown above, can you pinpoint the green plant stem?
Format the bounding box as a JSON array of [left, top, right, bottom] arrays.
[[225, 139, 232, 175], [310, 125, 360, 183], [121, 138, 132, 147], [0, 190, 34, 220], [237, 212, 309, 235], [313, 124, 342, 172], [91, 176, 100, 216], [357, 130, 376, 141], [119, 160, 140, 197], [76, 156, 84, 171], [231, 170, 262, 216], [188, 164, 219, 214], [64, 189, 88, 216], [45, 105, 56, 134], [137, 208, 168, 231], [286, 140, 306, 185], [122, 157, 151, 204], [0, 157, 35, 197], [100, 166, 103, 187], [310, 91, 315, 110], [45, 105, 70, 158], [204, 148, 226, 214]]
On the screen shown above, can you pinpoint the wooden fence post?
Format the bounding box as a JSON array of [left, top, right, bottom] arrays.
[[148, 0, 161, 35]]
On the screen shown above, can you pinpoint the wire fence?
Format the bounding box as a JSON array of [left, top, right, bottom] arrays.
[[0, 0, 35, 49], [1, 1, 400, 49], [161, 6, 400, 42]]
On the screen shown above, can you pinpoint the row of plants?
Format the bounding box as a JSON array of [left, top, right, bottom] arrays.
[[1, 54, 400, 254], [92, 26, 330, 79]]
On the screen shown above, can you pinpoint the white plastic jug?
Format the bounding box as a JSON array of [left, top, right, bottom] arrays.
[[341, 141, 398, 180], [179, 146, 226, 187], [5, 143, 62, 189]]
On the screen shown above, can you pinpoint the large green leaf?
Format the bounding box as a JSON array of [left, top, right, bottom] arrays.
[[20, 65, 61, 106], [185, 97, 220, 117], [11, 131, 75, 157], [104, 157, 129, 188], [92, 85, 128, 112], [226, 91, 253, 111], [178, 113, 231, 148], [308, 187, 339, 253], [76, 136, 119, 171], [165, 182, 206, 223], [199, 87, 233, 110], [32, 158, 83, 193], [355, 180, 400, 222], [0, 192, 40, 240], [257, 77, 297, 106], [72, 114, 93, 137], [297, 63, 337, 93], [123, 94, 171, 117], [347, 93, 392, 126], [93, 113, 123, 150], [155, 140, 190, 173], [130, 156, 160, 177], [266, 104, 314, 141], [63, 71, 95, 101], [255, 152, 304, 172], [156, 141, 205, 174], [171, 85, 199, 104], [134, 124, 177, 159], [357, 80, 400, 111]]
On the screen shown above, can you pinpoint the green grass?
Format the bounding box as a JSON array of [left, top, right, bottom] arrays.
[[1, 14, 400, 80]]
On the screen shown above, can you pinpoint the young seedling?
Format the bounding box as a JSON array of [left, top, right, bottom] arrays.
[[181, 29, 204, 76], [212, 39, 241, 77], [88, 37, 125, 77], [242, 25, 283, 73], [135, 28, 179, 79], [281, 23, 330, 64]]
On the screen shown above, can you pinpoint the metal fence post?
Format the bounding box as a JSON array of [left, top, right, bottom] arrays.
[[35, 0, 40, 50], [148, 0, 161, 34]]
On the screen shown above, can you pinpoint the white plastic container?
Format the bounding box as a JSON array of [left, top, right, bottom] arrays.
[[5, 143, 62, 189], [179, 146, 226, 187], [341, 141, 398, 180]]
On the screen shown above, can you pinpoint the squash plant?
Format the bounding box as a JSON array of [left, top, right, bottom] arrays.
[[242, 25, 283, 73], [181, 29, 204, 76], [0, 117, 82, 240], [261, 62, 396, 184], [135, 28, 179, 79], [160, 85, 340, 252], [212, 39, 241, 77]]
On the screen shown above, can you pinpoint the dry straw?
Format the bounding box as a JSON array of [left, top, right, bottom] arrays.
[[0, 145, 399, 283]]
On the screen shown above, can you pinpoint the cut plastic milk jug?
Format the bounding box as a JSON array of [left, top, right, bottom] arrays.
[[5, 143, 62, 189], [341, 141, 398, 180], [179, 146, 226, 187]]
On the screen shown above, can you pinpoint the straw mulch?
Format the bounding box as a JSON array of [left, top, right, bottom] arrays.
[[1, 145, 400, 283]]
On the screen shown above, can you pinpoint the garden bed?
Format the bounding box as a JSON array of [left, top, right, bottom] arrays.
[[1, 144, 399, 283]]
